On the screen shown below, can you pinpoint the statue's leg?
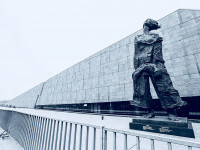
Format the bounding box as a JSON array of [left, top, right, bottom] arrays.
[[151, 64, 186, 120], [131, 71, 154, 117]]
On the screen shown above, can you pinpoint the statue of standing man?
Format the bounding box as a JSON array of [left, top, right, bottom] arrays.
[[131, 19, 187, 120]]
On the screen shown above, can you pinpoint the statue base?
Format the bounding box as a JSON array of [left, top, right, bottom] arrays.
[[129, 116, 195, 138]]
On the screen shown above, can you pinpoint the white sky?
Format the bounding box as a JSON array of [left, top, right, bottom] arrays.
[[0, 0, 199, 100]]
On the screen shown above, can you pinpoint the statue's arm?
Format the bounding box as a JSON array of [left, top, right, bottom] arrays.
[[153, 37, 165, 63]]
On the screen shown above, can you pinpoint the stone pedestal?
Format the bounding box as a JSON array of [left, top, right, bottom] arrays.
[[129, 116, 195, 138]]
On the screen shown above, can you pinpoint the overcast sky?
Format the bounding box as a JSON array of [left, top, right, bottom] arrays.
[[0, 0, 199, 100]]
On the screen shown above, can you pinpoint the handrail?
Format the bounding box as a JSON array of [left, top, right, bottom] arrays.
[[0, 107, 101, 129], [0, 108, 200, 150], [104, 128, 200, 148]]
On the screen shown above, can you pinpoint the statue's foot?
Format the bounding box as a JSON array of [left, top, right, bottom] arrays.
[[144, 112, 155, 118], [168, 113, 178, 121], [167, 108, 179, 121]]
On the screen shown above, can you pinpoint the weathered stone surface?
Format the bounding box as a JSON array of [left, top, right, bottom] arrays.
[[6, 83, 44, 108]]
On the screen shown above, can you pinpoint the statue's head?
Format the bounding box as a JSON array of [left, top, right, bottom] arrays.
[[143, 19, 160, 31]]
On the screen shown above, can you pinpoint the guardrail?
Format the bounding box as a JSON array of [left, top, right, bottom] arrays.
[[0, 109, 199, 150]]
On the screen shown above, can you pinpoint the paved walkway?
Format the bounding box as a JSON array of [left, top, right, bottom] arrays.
[[0, 127, 23, 150]]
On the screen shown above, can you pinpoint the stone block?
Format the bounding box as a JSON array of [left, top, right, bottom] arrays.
[[100, 63, 110, 76], [124, 83, 133, 100], [85, 88, 98, 102], [118, 70, 132, 84], [100, 51, 110, 64], [109, 47, 120, 62], [89, 66, 100, 78], [79, 59, 90, 71], [99, 86, 109, 102], [70, 91, 77, 102], [118, 45, 128, 58], [118, 37, 130, 46], [109, 84, 125, 101], [75, 71, 84, 81], [109, 61, 119, 73], [177, 9, 194, 23], [83, 69, 90, 79], [90, 55, 101, 68], [71, 80, 83, 91], [183, 35, 200, 55], [56, 93, 62, 103], [127, 55, 134, 70], [109, 72, 119, 85], [118, 57, 129, 71], [67, 82, 72, 91], [62, 92, 71, 103], [83, 77, 98, 89], [76, 90, 86, 101], [73, 63, 80, 73], [159, 11, 180, 29], [99, 74, 111, 87]]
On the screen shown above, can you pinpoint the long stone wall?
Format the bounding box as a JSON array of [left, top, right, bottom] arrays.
[[6, 9, 200, 107], [6, 83, 44, 108]]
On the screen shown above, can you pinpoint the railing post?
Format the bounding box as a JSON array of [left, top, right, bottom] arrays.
[[93, 127, 96, 150], [124, 134, 127, 150], [136, 136, 140, 150], [39, 117, 46, 150], [73, 124, 77, 150], [68, 123, 72, 150], [54, 120, 60, 150], [37, 117, 44, 150], [113, 132, 116, 150], [23, 115, 29, 150], [50, 120, 56, 150], [100, 126, 104, 150], [33, 117, 41, 150], [62, 122, 68, 150], [168, 142, 172, 150], [79, 125, 83, 150], [58, 121, 63, 150], [188, 146, 192, 150], [43, 118, 50, 150], [46, 119, 53, 150], [85, 126, 89, 150], [104, 130, 107, 150], [40, 118, 47, 150], [27, 115, 33, 150], [30, 115, 35, 150], [26, 115, 31, 150], [151, 139, 155, 150], [30, 116, 38, 150]]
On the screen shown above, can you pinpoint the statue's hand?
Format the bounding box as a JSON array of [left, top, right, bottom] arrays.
[[133, 70, 141, 79], [133, 64, 150, 78]]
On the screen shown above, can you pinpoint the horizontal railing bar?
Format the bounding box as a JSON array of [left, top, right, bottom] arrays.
[[104, 128, 200, 148], [0, 108, 101, 129]]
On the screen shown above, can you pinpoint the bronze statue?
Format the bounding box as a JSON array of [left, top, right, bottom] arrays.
[[131, 19, 187, 120]]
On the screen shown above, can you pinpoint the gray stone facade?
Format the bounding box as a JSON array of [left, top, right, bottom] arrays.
[[6, 83, 44, 108], [6, 9, 200, 107]]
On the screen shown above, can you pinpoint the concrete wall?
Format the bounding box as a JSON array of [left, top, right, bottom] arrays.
[[6, 83, 44, 108], [36, 9, 200, 106], [6, 9, 200, 107]]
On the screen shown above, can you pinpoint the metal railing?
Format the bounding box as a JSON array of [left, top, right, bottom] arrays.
[[103, 128, 200, 150], [0, 109, 199, 150]]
